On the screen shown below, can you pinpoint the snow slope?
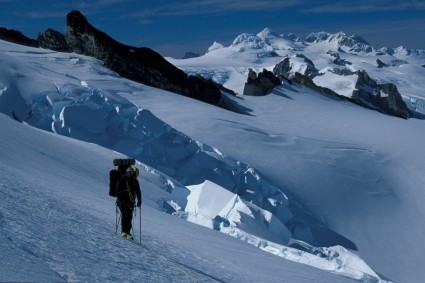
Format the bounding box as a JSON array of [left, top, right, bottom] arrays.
[[0, 113, 357, 283], [1, 35, 424, 282]]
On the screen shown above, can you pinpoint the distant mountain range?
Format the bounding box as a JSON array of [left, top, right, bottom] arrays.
[[1, 12, 425, 120], [170, 27, 425, 119]]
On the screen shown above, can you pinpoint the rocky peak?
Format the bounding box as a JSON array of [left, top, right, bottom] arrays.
[[271, 54, 411, 119], [0, 27, 38, 47], [207, 41, 224, 52], [305, 32, 373, 52], [273, 55, 319, 80], [353, 70, 411, 118], [37, 28, 70, 52], [243, 68, 281, 96], [0, 10, 233, 110], [257, 28, 279, 39], [232, 33, 268, 50], [65, 10, 118, 59], [376, 59, 388, 68], [63, 10, 225, 107], [304, 31, 331, 43]]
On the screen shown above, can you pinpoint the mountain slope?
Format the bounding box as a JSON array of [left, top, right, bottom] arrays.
[[0, 112, 362, 283], [132, 79, 425, 283], [1, 35, 425, 282]]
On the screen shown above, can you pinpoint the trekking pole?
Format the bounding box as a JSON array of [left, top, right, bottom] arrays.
[[115, 204, 118, 234], [130, 205, 136, 237], [139, 207, 142, 243], [115, 204, 121, 235]]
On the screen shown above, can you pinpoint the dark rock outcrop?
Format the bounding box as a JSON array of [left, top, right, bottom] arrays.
[[376, 59, 388, 68], [64, 10, 224, 106], [273, 55, 319, 81], [272, 55, 411, 119], [353, 70, 411, 119], [243, 68, 281, 96], [273, 57, 292, 81], [0, 27, 38, 47], [327, 50, 352, 66], [330, 68, 356, 76], [0, 11, 233, 111], [37, 28, 70, 52]]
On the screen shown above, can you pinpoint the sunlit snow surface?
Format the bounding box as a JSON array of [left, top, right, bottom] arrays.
[[168, 29, 425, 116], [1, 36, 425, 282]]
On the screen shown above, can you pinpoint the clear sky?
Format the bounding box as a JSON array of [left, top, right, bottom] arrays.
[[1, 0, 424, 58]]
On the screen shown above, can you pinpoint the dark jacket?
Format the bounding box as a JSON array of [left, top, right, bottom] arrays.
[[116, 174, 141, 206]]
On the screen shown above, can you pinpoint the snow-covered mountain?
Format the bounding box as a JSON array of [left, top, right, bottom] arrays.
[[169, 28, 425, 119], [1, 26, 425, 282]]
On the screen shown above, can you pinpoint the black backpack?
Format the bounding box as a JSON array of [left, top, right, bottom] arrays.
[[109, 158, 135, 197], [109, 169, 119, 197]]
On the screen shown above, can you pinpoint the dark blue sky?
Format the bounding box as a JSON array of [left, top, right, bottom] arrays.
[[1, 0, 424, 58]]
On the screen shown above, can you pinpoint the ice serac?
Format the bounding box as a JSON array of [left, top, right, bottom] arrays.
[[181, 180, 292, 245], [64, 10, 227, 108], [5, 78, 354, 251]]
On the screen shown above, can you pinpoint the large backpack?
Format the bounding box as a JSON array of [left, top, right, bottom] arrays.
[[109, 158, 136, 197], [109, 169, 119, 197]]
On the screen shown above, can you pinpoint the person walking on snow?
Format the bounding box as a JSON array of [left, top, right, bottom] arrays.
[[116, 166, 141, 240]]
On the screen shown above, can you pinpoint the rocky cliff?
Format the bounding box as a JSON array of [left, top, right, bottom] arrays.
[[0, 28, 38, 47], [272, 55, 411, 119], [353, 70, 411, 118], [63, 10, 225, 107], [243, 68, 281, 96], [37, 28, 70, 52], [0, 11, 231, 110]]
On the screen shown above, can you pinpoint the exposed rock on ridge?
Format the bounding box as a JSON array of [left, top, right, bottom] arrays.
[[64, 10, 224, 106], [272, 56, 411, 119], [273, 55, 319, 81], [0, 28, 38, 47], [353, 70, 411, 118], [38, 28, 70, 52], [243, 68, 281, 96], [0, 11, 231, 110]]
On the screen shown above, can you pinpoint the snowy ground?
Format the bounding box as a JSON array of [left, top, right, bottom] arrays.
[[1, 113, 359, 283], [1, 37, 425, 282]]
